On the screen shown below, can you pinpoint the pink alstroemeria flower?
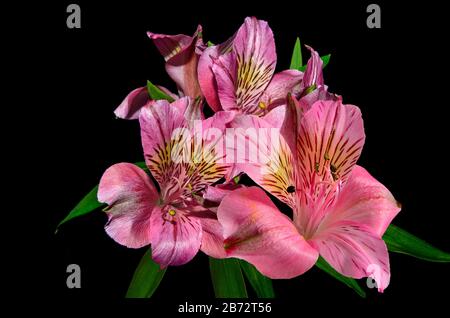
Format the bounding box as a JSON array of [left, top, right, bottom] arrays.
[[98, 97, 233, 266], [114, 26, 204, 120], [217, 98, 401, 291], [198, 17, 303, 116]]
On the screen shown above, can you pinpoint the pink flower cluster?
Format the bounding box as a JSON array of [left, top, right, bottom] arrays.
[[99, 17, 400, 292]]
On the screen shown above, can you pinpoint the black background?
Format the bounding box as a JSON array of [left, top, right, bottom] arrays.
[[24, 0, 450, 312]]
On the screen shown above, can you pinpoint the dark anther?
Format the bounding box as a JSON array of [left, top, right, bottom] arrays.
[[287, 185, 296, 193]]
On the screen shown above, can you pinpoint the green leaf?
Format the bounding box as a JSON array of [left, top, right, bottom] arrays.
[[55, 185, 104, 233], [316, 257, 366, 298], [289, 37, 302, 70], [134, 161, 147, 170], [207, 41, 215, 47], [239, 260, 274, 298], [321, 54, 331, 69], [209, 257, 248, 298], [383, 224, 450, 262], [55, 162, 148, 233], [147, 80, 175, 102], [126, 248, 166, 298], [298, 54, 331, 72]]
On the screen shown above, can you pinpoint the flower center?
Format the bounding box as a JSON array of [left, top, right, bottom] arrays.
[[258, 101, 267, 109]]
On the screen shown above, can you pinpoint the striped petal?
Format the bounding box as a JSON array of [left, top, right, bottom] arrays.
[[297, 100, 365, 201], [139, 98, 188, 188], [198, 36, 235, 112], [150, 207, 203, 267], [302, 45, 324, 89], [140, 98, 231, 196], [212, 17, 276, 115], [228, 114, 297, 207], [295, 100, 365, 233]]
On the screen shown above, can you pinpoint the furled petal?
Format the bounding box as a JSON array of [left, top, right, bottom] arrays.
[[280, 94, 302, 158], [320, 165, 401, 237], [114, 87, 150, 120], [302, 45, 324, 89], [211, 52, 238, 111], [310, 221, 390, 292], [98, 163, 159, 248], [217, 187, 318, 278], [261, 70, 303, 110], [150, 208, 202, 266], [198, 36, 235, 112], [148, 25, 204, 98]]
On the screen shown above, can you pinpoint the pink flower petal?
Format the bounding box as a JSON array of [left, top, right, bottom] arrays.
[[210, 17, 277, 115], [298, 85, 340, 112], [150, 208, 202, 266], [261, 105, 287, 129], [302, 45, 324, 89], [198, 36, 235, 112], [139, 98, 188, 187], [321, 165, 401, 237], [148, 26, 204, 98], [140, 98, 230, 192], [217, 187, 318, 279], [212, 52, 238, 111], [98, 163, 159, 248], [310, 221, 391, 292], [297, 99, 365, 196], [262, 70, 303, 109], [114, 87, 150, 120], [229, 114, 297, 207], [295, 100, 365, 233], [191, 210, 227, 259], [203, 183, 244, 204], [231, 17, 277, 115]]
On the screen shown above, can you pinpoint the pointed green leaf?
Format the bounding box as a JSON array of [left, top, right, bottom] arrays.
[[147, 80, 175, 102], [209, 257, 248, 298], [383, 224, 450, 262], [55, 162, 148, 232], [126, 248, 166, 298], [207, 41, 215, 47], [321, 54, 331, 69], [55, 185, 104, 233], [134, 161, 147, 170], [316, 257, 366, 298], [239, 260, 274, 298], [298, 54, 331, 72], [290, 37, 302, 70]]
